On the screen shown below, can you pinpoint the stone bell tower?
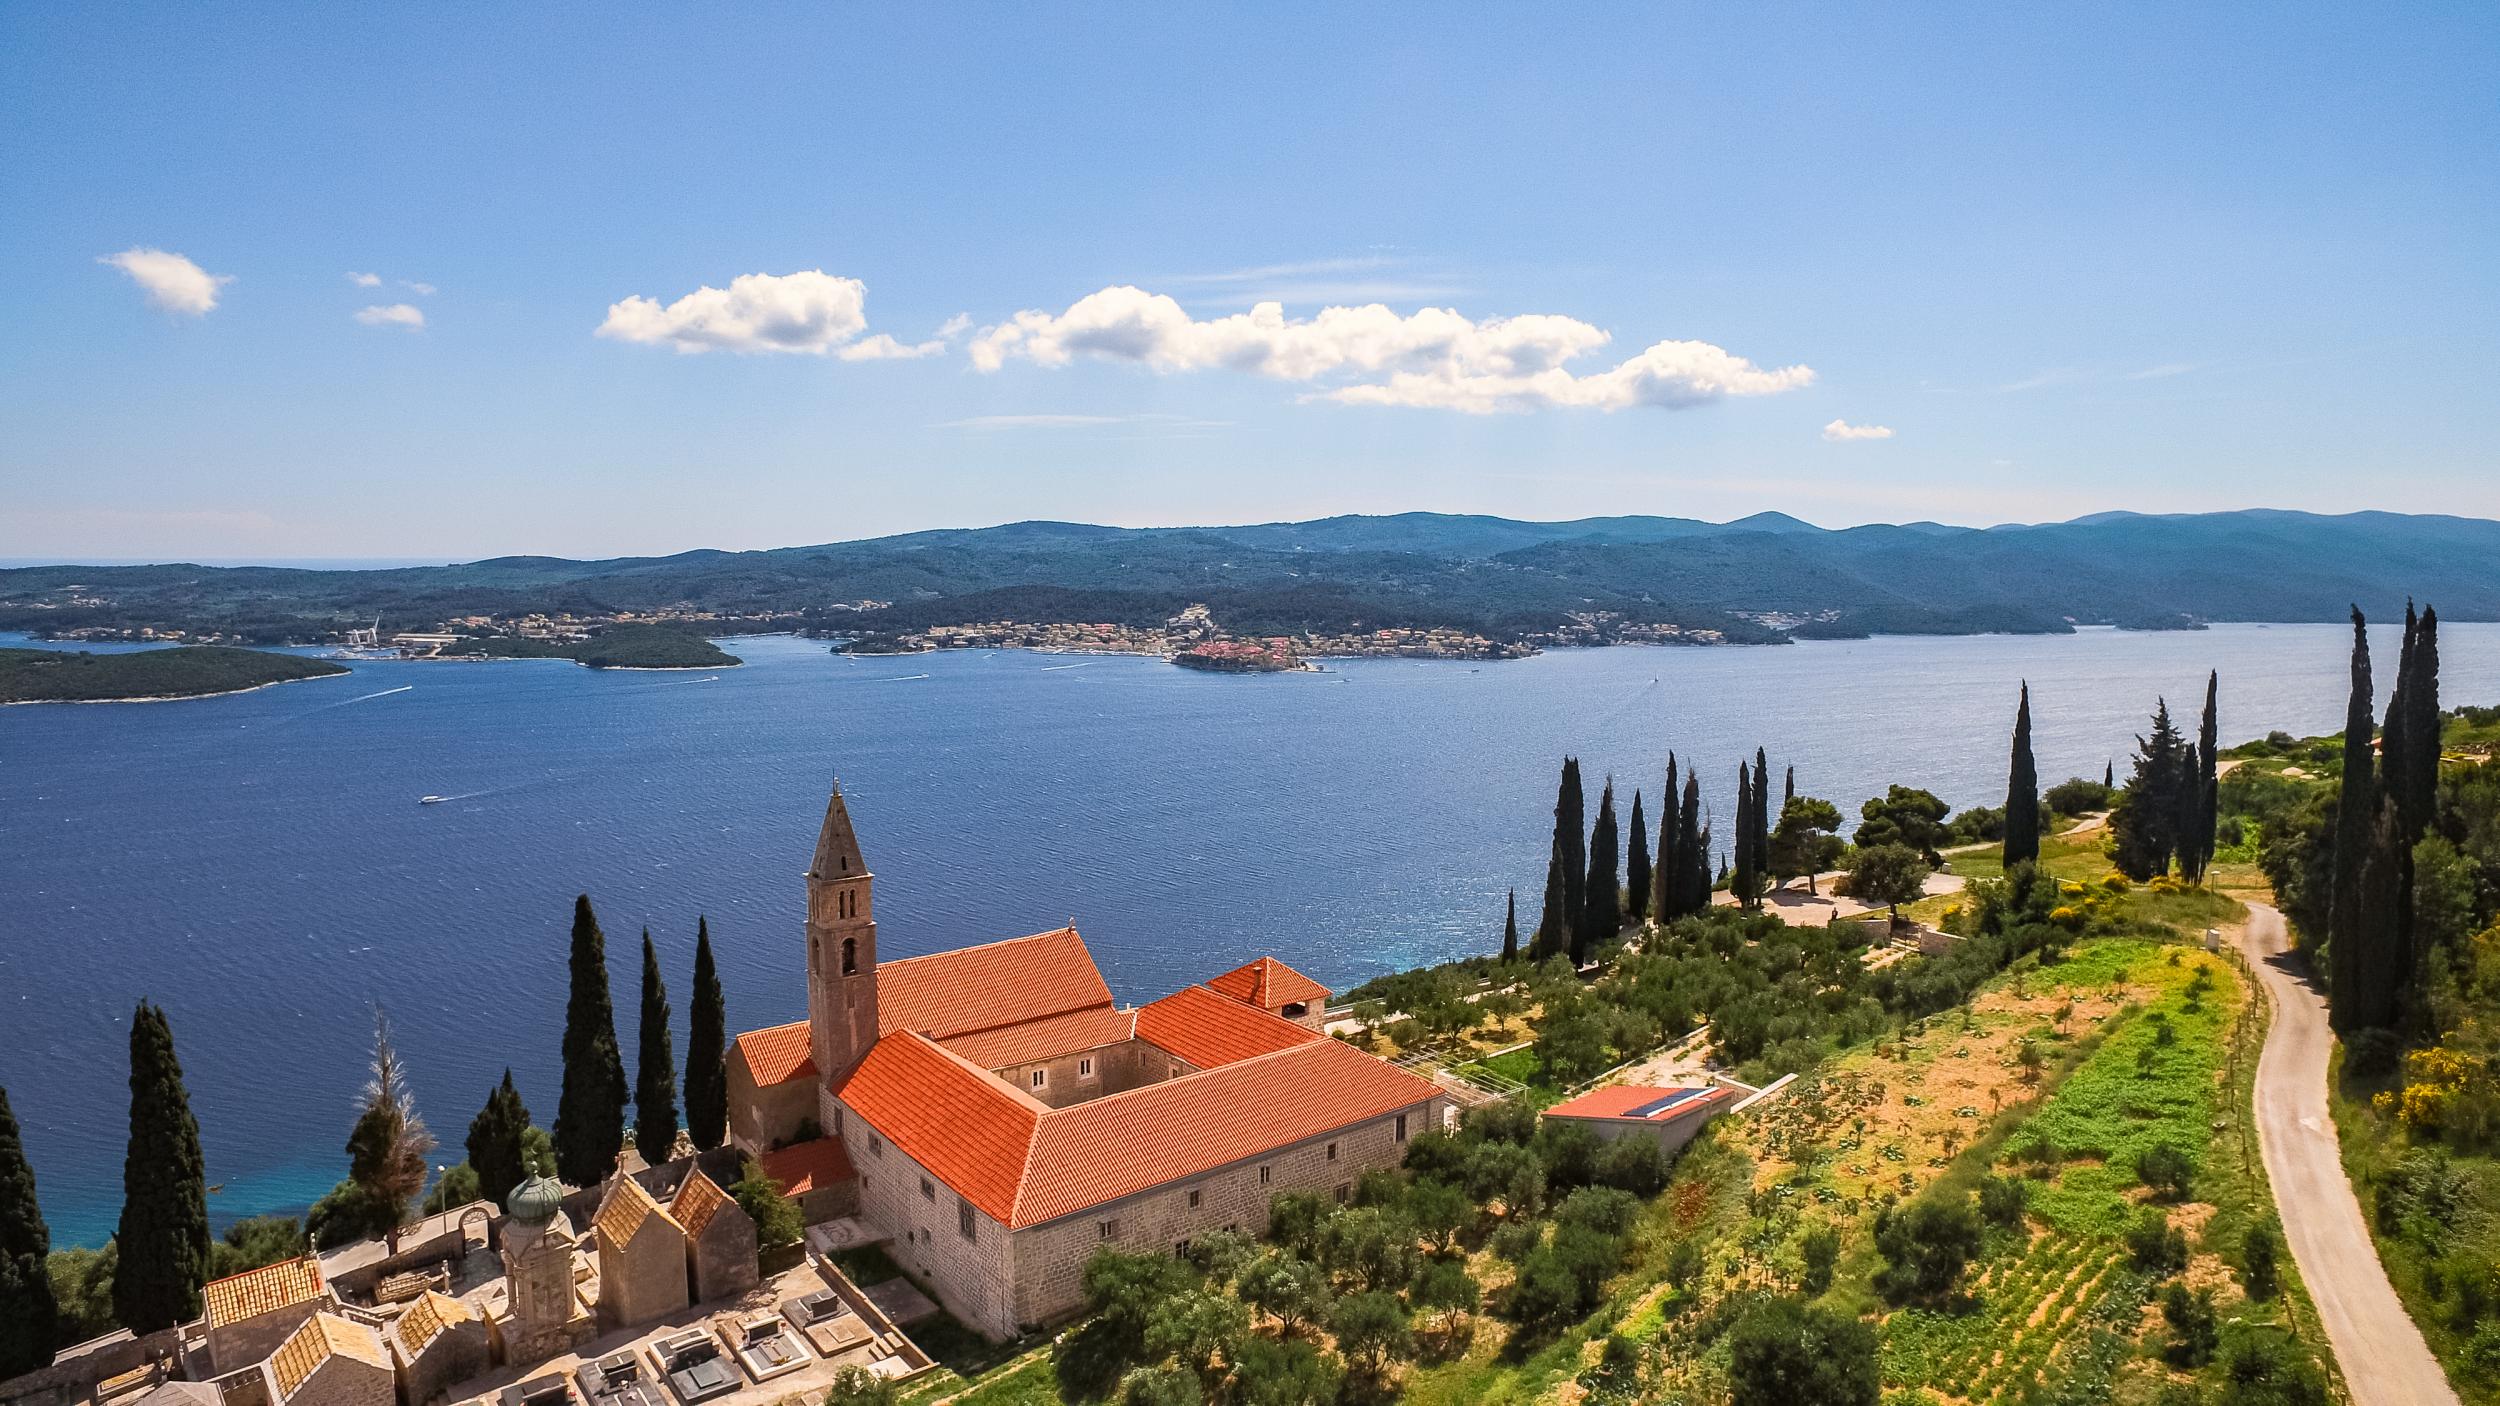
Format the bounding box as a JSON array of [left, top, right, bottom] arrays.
[[806, 782, 878, 1126]]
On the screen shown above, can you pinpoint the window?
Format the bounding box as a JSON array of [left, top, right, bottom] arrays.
[[1031, 1069, 1047, 1090], [1168, 1061, 1181, 1078], [958, 1199, 977, 1242], [1098, 1219, 1119, 1240], [1187, 1189, 1202, 1209], [1326, 1141, 1339, 1162], [1259, 1165, 1271, 1187], [920, 1177, 935, 1202], [1395, 1114, 1409, 1142], [1282, 1002, 1307, 1019], [1173, 1239, 1192, 1257], [1334, 1184, 1350, 1204], [841, 937, 857, 975], [833, 1108, 845, 1137], [870, 1133, 884, 1158], [1079, 1057, 1095, 1079]]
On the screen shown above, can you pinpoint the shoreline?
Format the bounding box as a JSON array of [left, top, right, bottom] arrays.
[[0, 670, 352, 707]]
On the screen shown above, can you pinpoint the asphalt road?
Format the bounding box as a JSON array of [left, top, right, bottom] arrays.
[[2241, 901, 2459, 1406]]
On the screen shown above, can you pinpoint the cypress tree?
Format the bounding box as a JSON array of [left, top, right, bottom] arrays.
[[466, 1071, 532, 1210], [1751, 748, 1773, 893], [2328, 608, 2378, 1028], [2104, 760, 2114, 789], [114, 1001, 209, 1333], [1558, 759, 1587, 941], [2174, 740, 2206, 882], [1651, 754, 1681, 923], [2004, 682, 2040, 868], [1677, 773, 1707, 916], [2347, 802, 2408, 1031], [1501, 890, 1519, 963], [1533, 839, 1568, 962], [633, 932, 678, 1168], [1626, 790, 1651, 927], [553, 895, 627, 1186], [1579, 778, 1621, 961], [1732, 762, 1758, 909], [683, 919, 728, 1152], [2194, 671, 2220, 880], [1784, 765, 1795, 805], [0, 1087, 58, 1377]]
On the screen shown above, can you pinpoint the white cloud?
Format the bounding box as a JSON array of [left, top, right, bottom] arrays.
[[347, 271, 382, 288], [969, 286, 1810, 413], [1822, 418, 1894, 441], [401, 280, 437, 296], [354, 303, 426, 329], [100, 248, 231, 315], [935, 313, 972, 339], [599, 269, 928, 357]]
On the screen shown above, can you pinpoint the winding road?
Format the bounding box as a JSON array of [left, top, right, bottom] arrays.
[[2240, 901, 2459, 1406]]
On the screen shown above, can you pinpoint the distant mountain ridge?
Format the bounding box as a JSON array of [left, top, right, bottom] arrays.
[[5, 508, 2498, 647]]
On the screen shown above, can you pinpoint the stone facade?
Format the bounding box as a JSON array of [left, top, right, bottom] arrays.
[[671, 1172, 762, 1304], [727, 1051, 818, 1153], [388, 1293, 489, 1406], [988, 1040, 1180, 1109], [806, 789, 880, 1136], [266, 1315, 393, 1406], [592, 1178, 690, 1330], [839, 1117, 1020, 1339], [494, 1206, 589, 1366]]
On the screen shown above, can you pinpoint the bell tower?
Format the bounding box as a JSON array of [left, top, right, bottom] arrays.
[[806, 782, 878, 1121]]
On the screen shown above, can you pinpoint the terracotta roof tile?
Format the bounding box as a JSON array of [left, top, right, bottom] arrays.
[[394, 1291, 468, 1354], [733, 1020, 816, 1087], [592, 1175, 679, 1247], [758, 1135, 855, 1196], [1013, 1040, 1440, 1226], [1205, 957, 1330, 1011], [1136, 984, 1321, 1069], [669, 1170, 734, 1237], [203, 1256, 322, 1327], [941, 1005, 1137, 1071], [269, 1314, 387, 1398], [879, 927, 1114, 1042], [1541, 1084, 1735, 1123], [834, 1032, 1044, 1224]]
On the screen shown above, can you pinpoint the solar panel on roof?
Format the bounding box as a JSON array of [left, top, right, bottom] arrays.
[[1622, 1089, 1705, 1119]]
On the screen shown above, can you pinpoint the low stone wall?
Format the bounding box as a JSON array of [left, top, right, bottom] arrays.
[[0, 1327, 184, 1406]]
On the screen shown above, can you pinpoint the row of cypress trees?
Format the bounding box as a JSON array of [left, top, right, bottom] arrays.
[[2104, 675, 2222, 883], [1511, 748, 1739, 965], [2327, 603, 2443, 1033], [554, 898, 732, 1186]]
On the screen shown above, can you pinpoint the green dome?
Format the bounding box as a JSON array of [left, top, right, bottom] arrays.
[[506, 1174, 564, 1226]]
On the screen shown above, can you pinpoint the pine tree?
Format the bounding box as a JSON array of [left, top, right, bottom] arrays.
[[1500, 890, 1519, 963], [1533, 839, 1567, 962], [2328, 608, 2378, 1028], [683, 919, 727, 1152], [2195, 671, 2220, 880], [2110, 699, 2191, 881], [1625, 790, 1651, 927], [0, 1087, 58, 1377], [345, 1007, 434, 1252], [553, 894, 627, 1186], [1578, 778, 1621, 961], [1651, 754, 1681, 922], [1558, 759, 1587, 941], [2004, 682, 2040, 868], [466, 1071, 532, 1210], [1677, 773, 1707, 916], [114, 1001, 209, 1333], [634, 932, 678, 1167]]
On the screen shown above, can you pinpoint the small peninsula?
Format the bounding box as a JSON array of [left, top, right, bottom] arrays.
[[0, 645, 349, 704], [1171, 639, 1308, 673], [437, 625, 742, 670]]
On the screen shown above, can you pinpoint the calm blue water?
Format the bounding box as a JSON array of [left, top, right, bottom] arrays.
[[6, 624, 2494, 1245]]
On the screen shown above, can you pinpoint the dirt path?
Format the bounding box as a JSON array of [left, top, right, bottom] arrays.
[[2240, 901, 2459, 1406]]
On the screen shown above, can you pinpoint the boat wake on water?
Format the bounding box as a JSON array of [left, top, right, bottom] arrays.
[[277, 683, 413, 721], [1039, 662, 1093, 671]]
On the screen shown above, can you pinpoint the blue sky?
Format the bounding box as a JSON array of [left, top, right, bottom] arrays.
[[2, 4, 2494, 560]]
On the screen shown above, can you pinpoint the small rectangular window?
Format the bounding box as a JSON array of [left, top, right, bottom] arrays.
[[871, 1133, 884, 1157], [1168, 1061, 1181, 1078], [958, 1200, 977, 1242], [1079, 1057, 1095, 1079], [1396, 1114, 1409, 1141], [1187, 1189, 1202, 1209], [1259, 1165, 1272, 1186], [1098, 1219, 1118, 1240], [832, 1107, 844, 1137], [1334, 1184, 1350, 1204], [920, 1177, 935, 1202], [1326, 1141, 1339, 1162], [1031, 1069, 1047, 1089]]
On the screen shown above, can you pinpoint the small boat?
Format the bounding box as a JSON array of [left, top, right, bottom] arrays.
[[419, 795, 447, 805]]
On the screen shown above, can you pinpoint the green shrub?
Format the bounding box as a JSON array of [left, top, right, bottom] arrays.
[[1874, 1196, 1982, 1303], [2136, 1143, 2195, 1201], [2242, 1221, 2281, 1301]]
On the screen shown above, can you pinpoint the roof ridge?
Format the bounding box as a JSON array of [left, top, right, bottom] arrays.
[[910, 994, 1117, 1043], [882, 924, 1082, 969], [909, 1030, 1055, 1118]]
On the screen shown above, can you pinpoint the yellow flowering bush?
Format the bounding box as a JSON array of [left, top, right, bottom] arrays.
[[2099, 872, 2133, 893], [2049, 905, 2086, 930]]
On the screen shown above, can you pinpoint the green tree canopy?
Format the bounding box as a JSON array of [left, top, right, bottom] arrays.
[[1856, 786, 1951, 866], [343, 1008, 435, 1252], [1726, 1295, 1879, 1406], [113, 1001, 209, 1333], [466, 1070, 533, 1210], [1841, 843, 1931, 923], [685, 918, 728, 1151], [1769, 795, 1846, 895], [2005, 682, 2041, 867], [634, 931, 679, 1167], [0, 1087, 58, 1377], [553, 894, 627, 1186]]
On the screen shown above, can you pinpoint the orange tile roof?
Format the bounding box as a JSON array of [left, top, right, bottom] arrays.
[[733, 1020, 816, 1087], [203, 1256, 322, 1327], [941, 1005, 1137, 1070], [839, 1027, 1439, 1229], [593, 1174, 679, 1246], [269, 1314, 387, 1398], [1541, 1084, 1736, 1123], [395, 1291, 468, 1354], [879, 927, 1115, 1041], [1136, 984, 1322, 1069], [1205, 957, 1331, 1010], [670, 1170, 734, 1237], [758, 1134, 855, 1196], [835, 1032, 1045, 1223]]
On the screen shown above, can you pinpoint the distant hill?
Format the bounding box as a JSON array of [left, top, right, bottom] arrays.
[[5, 509, 2497, 648]]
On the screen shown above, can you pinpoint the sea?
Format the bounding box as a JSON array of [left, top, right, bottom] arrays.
[[5, 622, 2493, 1246]]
